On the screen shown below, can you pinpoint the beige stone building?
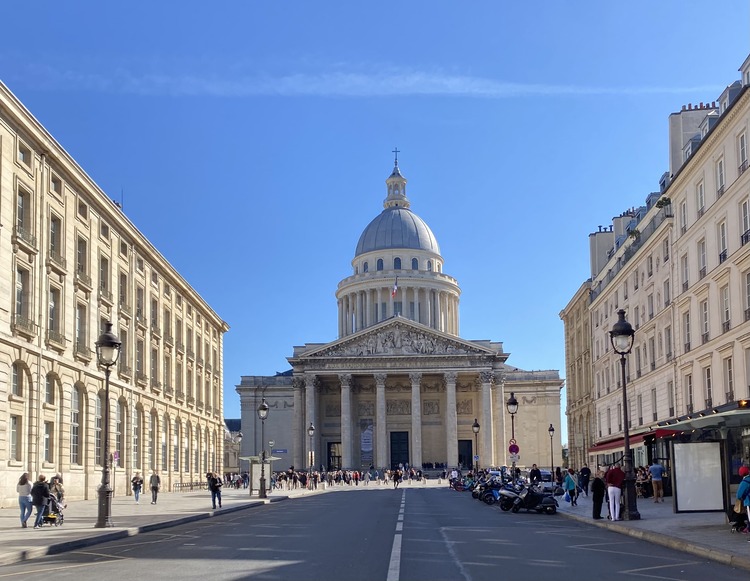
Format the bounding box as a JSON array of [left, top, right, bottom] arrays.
[[238, 160, 563, 474], [563, 53, 750, 483], [0, 82, 229, 506]]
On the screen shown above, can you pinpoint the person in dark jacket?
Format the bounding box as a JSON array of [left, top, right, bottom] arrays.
[[30, 474, 51, 529], [208, 472, 222, 509], [591, 470, 606, 519]]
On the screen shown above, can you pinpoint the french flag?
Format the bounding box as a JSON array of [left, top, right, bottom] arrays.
[[392, 277, 398, 298]]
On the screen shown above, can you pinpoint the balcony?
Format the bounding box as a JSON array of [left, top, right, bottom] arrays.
[[726, 390, 735, 402], [176, 341, 185, 354], [48, 249, 66, 273], [135, 309, 147, 328], [12, 314, 36, 338], [74, 340, 92, 361], [164, 334, 174, 346], [150, 379, 162, 393], [46, 329, 67, 349], [666, 351, 673, 361], [74, 269, 93, 292], [705, 398, 713, 409], [13, 225, 38, 253], [118, 362, 132, 378], [684, 342, 691, 353], [742, 229, 750, 246], [682, 281, 689, 292], [723, 320, 731, 333], [196, 356, 204, 367], [697, 207, 705, 218], [151, 323, 161, 338], [164, 384, 174, 396], [99, 287, 113, 305], [699, 266, 706, 279], [186, 348, 195, 361], [717, 184, 725, 197], [650, 361, 656, 371], [119, 301, 132, 319], [176, 389, 185, 402], [719, 250, 728, 264], [740, 159, 748, 175], [187, 395, 195, 406], [136, 371, 148, 385], [701, 332, 710, 345], [636, 368, 642, 378]]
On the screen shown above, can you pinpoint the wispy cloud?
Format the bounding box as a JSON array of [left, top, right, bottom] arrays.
[[7, 62, 723, 98]]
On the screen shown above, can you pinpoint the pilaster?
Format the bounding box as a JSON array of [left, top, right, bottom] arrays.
[[375, 373, 387, 468], [444, 371, 458, 467]]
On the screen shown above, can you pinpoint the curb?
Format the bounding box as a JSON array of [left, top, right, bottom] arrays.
[[558, 509, 750, 572]]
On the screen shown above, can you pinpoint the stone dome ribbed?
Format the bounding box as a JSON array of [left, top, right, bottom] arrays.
[[355, 206, 440, 257]]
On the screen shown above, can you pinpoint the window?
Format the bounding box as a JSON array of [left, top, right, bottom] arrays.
[[75, 303, 87, 348], [663, 279, 671, 306], [704, 367, 713, 407], [695, 181, 706, 218], [637, 394, 643, 425], [721, 286, 730, 331], [394, 257, 401, 270], [663, 238, 670, 262], [76, 235, 88, 275], [743, 200, 750, 241], [49, 214, 62, 260], [651, 388, 657, 421], [10, 416, 21, 461], [427, 260, 432, 271], [377, 258, 384, 271], [48, 286, 61, 335], [685, 374, 694, 412], [633, 270, 639, 290], [680, 200, 687, 234], [681, 255, 689, 290], [151, 297, 159, 328], [667, 380, 675, 416], [151, 270, 158, 286], [16, 186, 33, 243], [100, 221, 110, 240], [50, 173, 62, 196], [161, 418, 168, 471], [184, 426, 191, 473], [411, 258, 418, 270], [119, 272, 129, 308], [173, 420, 180, 471], [120, 240, 129, 257], [15, 267, 30, 323], [77, 200, 88, 219], [95, 394, 103, 465], [647, 294, 654, 319], [136, 257, 144, 272], [718, 222, 728, 262], [11, 362, 23, 396], [698, 239, 706, 277], [648, 337, 656, 370], [136, 340, 144, 375], [44, 421, 53, 463], [149, 414, 157, 470], [647, 255, 653, 277], [700, 300, 709, 344], [116, 401, 125, 467], [133, 409, 141, 469], [45, 373, 56, 405], [740, 132, 748, 172], [363, 261, 368, 273], [17, 140, 32, 168], [665, 326, 672, 359], [100, 256, 110, 292], [151, 347, 159, 384], [70, 387, 81, 464], [634, 306, 640, 329], [683, 311, 691, 352], [724, 357, 735, 400], [717, 158, 725, 194]]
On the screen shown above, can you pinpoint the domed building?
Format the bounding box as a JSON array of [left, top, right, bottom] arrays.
[[237, 159, 562, 477]]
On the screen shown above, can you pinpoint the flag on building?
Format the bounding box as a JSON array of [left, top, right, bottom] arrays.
[[392, 277, 398, 298]]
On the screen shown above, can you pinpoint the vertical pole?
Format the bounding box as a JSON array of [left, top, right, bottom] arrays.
[[95, 367, 113, 527], [621, 354, 640, 520], [259, 418, 267, 499]]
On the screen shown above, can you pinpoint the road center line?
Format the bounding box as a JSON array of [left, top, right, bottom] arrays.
[[387, 490, 407, 581]]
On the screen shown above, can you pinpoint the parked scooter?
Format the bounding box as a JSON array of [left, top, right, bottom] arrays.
[[511, 485, 559, 514]]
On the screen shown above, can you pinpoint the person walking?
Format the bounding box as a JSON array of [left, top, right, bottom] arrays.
[[149, 471, 161, 504], [591, 470, 606, 519], [208, 472, 223, 509], [30, 474, 51, 529], [131, 472, 144, 504], [605, 464, 626, 521], [649, 461, 665, 503], [563, 468, 579, 506], [17, 472, 33, 528], [578, 464, 592, 496], [737, 465, 750, 541], [49, 474, 65, 506]]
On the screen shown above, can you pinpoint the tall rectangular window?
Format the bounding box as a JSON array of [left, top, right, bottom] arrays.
[[717, 158, 725, 192], [149, 414, 156, 470], [50, 214, 62, 257], [173, 421, 180, 471], [133, 410, 141, 469], [44, 421, 53, 463], [680, 200, 687, 233], [76, 236, 88, 274], [685, 374, 694, 411], [696, 182, 705, 215], [743, 199, 750, 236], [664, 279, 671, 305], [49, 287, 61, 333], [724, 357, 734, 400], [70, 388, 80, 464], [16, 267, 29, 318], [667, 380, 675, 416], [665, 326, 672, 357], [651, 388, 657, 421], [76, 303, 87, 346], [700, 300, 709, 342], [10, 416, 21, 461], [740, 132, 747, 167], [100, 256, 110, 291], [95, 395, 103, 465], [119, 272, 129, 307], [161, 421, 168, 471], [115, 402, 123, 468], [136, 340, 144, 374], [683, 311, 691, 351], [704, 367, 713, 406], [721, 285, 731, 329], [698, 239, 707, 275], [681, 255, 689, 289]]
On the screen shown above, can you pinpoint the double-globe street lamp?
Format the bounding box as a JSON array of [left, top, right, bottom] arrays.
[[506, 392, 519, 480], [308, 423, 316, 489], [94, 322, 122, 528], [548, 424, 555, 476], [472, 418, 480, 475], [257, 398, 269, 499], [610, 309, 641, 521]]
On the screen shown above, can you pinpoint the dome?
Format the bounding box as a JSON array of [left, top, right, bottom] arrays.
[[355, 206, 441, 257]]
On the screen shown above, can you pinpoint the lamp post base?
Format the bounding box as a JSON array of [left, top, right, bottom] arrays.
[[94, 483, 114, 528], [622, 477, 641, 521], [259, 478, 267, 499]]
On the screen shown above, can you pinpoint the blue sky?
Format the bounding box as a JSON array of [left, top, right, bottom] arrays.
[[2, 2, 748, 444]]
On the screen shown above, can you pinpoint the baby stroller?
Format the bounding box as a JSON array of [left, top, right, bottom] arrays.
[[41, 496, 65, 526], [729, 502, 747, 533]]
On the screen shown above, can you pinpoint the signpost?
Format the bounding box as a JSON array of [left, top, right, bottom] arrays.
[[508, 440, 520, 479]]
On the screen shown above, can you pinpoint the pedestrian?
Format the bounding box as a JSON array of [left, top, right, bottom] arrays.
[[563, 468, 579, 506], [149, 470, 161, 504], [578, 463, 591, 496], [591, 470, 606, 519], [131, 472, 144, 504], [649, 461, 665, 503], [30, 474, 50, 529], [49, 474, 65, 506], [17, 472, 33, 528], [208, 472, 223, 509], [528, 463, 542, 484], [736, 465, 750, 539], [605, 464, 625, 521], [555, 466, 563, 486]]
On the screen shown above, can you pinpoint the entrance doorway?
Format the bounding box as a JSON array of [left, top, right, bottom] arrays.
[[328, 442, 342, 471], [390, 431, 409, 469], [458, 439, 472, 471]]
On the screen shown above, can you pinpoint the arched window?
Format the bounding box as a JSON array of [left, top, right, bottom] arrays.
[[394, 257, 401, 270], [150, 412, 157, 470], [185, 424, 191, 473], [427, 260, 433, 271], [355, 266, 359, 274], [116, 400, 125, 467], [412, 258, 418, 270], [162, 415, 169, 471], [133, 408, 142, 469], [437, 263, 441, 273], [377, 259, 384, 271], [173, 419, 180, 471], [363, 262, 369, 273]]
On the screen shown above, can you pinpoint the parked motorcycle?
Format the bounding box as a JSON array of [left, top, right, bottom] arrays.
[[511, 486, 558, 514]]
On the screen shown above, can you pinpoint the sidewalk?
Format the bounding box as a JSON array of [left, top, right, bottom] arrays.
[[1, 481, 750, 572], [554, 490, 750, 571]]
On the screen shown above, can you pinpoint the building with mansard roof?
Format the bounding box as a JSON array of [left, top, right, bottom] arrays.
[[237, 160, 563, 474]]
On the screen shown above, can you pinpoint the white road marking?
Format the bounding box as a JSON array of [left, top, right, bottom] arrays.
[[387, 490, 407, 581]]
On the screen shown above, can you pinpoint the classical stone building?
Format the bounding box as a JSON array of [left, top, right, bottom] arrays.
[[237, 160, 563, 473], [0, 82, 229, 506]]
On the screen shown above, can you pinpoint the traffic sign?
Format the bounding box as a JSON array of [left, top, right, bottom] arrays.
[[508, 443, 520, 454], [473, 455, 479, 461], [509, 453, 520, 463]]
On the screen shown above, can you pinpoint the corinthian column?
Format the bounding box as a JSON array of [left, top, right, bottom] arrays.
[[493, 373, 506, 468], [410, 372, 423, 469], [444, 371, 458, 467], [305, 375, 318, 470], [375, 373, 387, 469], [479, 371, 494, 468], [339, 373, 353, 469], [292, 377, 305, 469]]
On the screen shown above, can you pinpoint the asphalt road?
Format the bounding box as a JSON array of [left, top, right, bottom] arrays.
[[0, 487, 744, 581]]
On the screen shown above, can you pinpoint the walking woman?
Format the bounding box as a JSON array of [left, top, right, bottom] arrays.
[[30, 474, 50, 529], [17, 473, 33, 528], [563, 468, 579, 506]]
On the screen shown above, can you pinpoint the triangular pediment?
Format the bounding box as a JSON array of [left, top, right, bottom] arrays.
[[297, 317, 498, 359]]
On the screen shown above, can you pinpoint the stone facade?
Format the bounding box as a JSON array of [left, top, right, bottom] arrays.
[[0, 82, 228, 506]]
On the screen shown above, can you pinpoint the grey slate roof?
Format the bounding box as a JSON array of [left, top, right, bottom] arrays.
[[354, 206, 440, 257]]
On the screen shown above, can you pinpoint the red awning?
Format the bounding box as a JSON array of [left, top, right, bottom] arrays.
[[588, 429, 681, 453]]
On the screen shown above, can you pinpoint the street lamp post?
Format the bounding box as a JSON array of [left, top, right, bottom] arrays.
[[94, 322, 122, 528], [472, 418, 480, 475], [610, 309, 641, 521], [506, 392, 519, 480], [548, 424, 555, 476], [307, 423, 315, 489], [257, 398, 269, 499]]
